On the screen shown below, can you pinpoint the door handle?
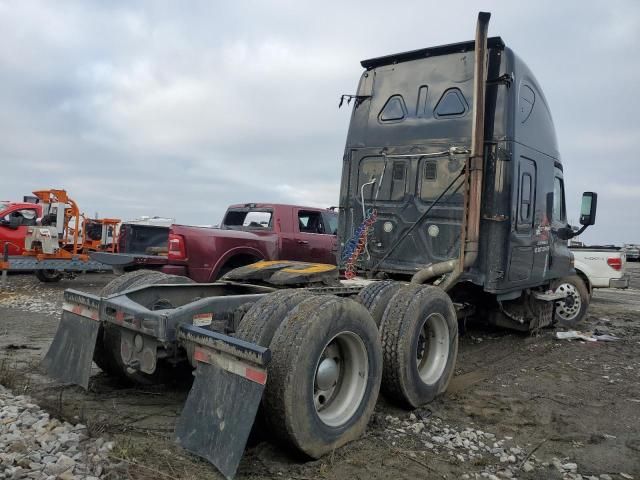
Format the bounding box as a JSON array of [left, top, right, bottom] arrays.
[[297, 240, 309, 245]]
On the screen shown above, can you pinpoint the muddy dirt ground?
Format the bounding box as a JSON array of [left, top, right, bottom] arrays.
[[1, 266, 639, 479]]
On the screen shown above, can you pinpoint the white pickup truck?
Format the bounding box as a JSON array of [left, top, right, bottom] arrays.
[[553, 246, 629, 326]]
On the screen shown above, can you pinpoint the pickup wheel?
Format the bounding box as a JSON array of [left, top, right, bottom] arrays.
[[552, 275, 589, 327], [234, 289, 312, 347], [263, 295, 382, 458], [380, 284, 458, 408], [355, 281, 402, 328], [95, 270, 194, 384]]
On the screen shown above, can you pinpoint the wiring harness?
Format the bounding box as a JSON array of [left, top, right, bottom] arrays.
[[342, 209, 377, 279]]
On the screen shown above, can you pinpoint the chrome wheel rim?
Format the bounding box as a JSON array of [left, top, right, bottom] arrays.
[[416, 313, 449, 385], [313, 332, 368, 427], [555, 283, 581, 321]]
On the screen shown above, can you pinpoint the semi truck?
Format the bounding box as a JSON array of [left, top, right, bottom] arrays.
[[42, 12, 597, 479]]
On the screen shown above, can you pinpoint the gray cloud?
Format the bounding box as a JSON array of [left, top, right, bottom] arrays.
[[0, 0, 638, 244]]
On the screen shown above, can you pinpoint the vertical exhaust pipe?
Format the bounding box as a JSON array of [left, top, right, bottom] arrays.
[[412, 12, 491, 286], [462, 11, 491, 269]]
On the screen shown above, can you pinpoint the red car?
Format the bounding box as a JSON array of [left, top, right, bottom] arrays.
[[0, 201, 43, 255]]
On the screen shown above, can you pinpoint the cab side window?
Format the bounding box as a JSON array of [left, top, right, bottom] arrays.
[[298, 211, 326, 234], [2, 209, 37, 226], [17, 209, 37, 226], [553, 177, 566, 222], [520, 173, 533, 222], [516, 158, 537, 233]]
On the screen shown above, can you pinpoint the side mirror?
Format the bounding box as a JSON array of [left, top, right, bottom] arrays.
[[579, 192, 597, 226]]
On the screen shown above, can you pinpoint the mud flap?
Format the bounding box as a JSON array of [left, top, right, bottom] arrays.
[[41, 309, 100, 389], [174, 324, 271, 480]]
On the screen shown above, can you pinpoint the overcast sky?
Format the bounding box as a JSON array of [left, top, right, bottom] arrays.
[[0, 1, 638, 244]]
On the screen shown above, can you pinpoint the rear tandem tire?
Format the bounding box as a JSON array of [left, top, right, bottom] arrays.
[[380, 284, 458, 408], [355, 281, 403, 327], [234, 289, 314, 439], [263, 295, 382, 459], [234, 289, 312, 347], [94, 270, 194, 384]]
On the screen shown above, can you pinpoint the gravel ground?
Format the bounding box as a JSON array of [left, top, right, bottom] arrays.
[[0, 268, 639, 480], [0, 385, 121, 480]]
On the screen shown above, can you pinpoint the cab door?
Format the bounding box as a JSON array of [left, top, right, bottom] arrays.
[[546, 172, 572, 280], [292, 209, 337, 264], [0, 207, 39, 255], [322, 211, 339, 265], [508, 157, 537, 283]]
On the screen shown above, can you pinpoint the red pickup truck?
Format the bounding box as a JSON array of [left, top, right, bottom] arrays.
[[0, 200, 43, 255], [92, 203, 339, 282]]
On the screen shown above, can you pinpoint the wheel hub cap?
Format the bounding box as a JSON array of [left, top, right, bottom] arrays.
[[416, 313, 450, 385], [316, 357, 339, 391], [555, 283, 581, 321], [313, 333, 368, 427]]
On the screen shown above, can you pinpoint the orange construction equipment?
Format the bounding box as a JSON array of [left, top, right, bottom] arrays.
[[81, 217, 120, 253], [23, 189, 120, 261]]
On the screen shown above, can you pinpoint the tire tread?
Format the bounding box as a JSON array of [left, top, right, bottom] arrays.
[[235, 289, 311, 346], [380, 285, 458, 407], [263, 295, 382, 457], [356, 281, 402, 327]]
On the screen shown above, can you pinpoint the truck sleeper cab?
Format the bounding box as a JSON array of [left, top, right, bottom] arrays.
[[339, 36, 572, 295]]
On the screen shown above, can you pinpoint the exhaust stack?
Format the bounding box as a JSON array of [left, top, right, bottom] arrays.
[[462, 10, 491, 270]]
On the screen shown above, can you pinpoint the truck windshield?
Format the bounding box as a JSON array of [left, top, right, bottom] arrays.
[[0, 203, 8, 212], [224, 210, 273, 230]]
